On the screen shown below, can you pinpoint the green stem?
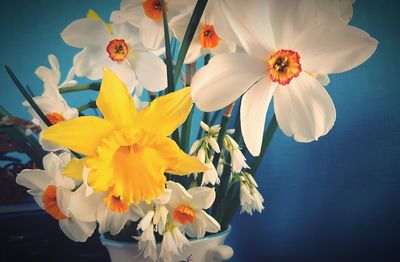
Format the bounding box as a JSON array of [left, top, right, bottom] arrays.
[[180, 63, 196, 153], [161, 0, 175, 94], [59, 82, 100, 94], [78, 101, 97, 112], [181, 108, 193, 153], [173, 0, 208, 87]]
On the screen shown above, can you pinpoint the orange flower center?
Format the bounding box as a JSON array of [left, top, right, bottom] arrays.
[[199, 24, 221, 49], [173, 205, 195, 224], [267, 49, 302, 85], [46, 112, 65, 125], [103, 193, 130, 213], [42, 185, 68, 220], [106, 39, 129, 62], [143, 0, 168, 21]]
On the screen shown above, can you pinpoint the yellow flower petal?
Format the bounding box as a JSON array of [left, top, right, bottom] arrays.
[[96, 69, 137, 128], [63, 158, 84, 180], [168, 150, 208, 176], [41, 116, 114, 156], [87, 9, 112, 32], [138, 87, 192, 136]]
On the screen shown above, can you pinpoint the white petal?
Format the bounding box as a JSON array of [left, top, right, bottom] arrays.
[[61, 18, 111, 48], [154, 189, 172, 205], [16, 169, 51, 191], [129, 51, 167, 92], [169, 11, 190, 41], [140, 17, 164, 49], [274, 72, 336, 142], [207, 137, 220, 153], [98, 210, 131, 235], [188, 187, 215, 210], [43, 153, 62, 176], [73, 48, 109, 80], [138, 210, 155, 231], [240, 77, 277, 156], [215, 0, 273, 57], [167, 181, 192, 208], [295, 23, 378, 74], [112, 1, 144, 27], [196, 210, 220, 233], [59, 218, 96, 242], [209, 39, 236, 57], [189, 140, 201, 155], [184, 41, 202, 64], [69, 186, 103, 222], [268, 0, 318, 49], [191, 52, 265, 112], [197, 148, 206, 163], [109, 61, 136, 93], [112, 23, 141, 47]]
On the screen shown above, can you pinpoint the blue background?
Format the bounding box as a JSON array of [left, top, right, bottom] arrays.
[[1, 0, 399, 261]]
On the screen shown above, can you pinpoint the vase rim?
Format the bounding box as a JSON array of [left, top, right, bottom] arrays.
[[100, 225, 232, 246]]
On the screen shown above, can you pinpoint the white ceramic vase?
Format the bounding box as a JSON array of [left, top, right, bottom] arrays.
[[100, 226, 233, 262]]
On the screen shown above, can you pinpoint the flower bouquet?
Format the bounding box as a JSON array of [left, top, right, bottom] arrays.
[[3, 0, 377, 261]]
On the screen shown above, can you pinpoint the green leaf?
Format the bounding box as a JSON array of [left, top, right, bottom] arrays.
[[173, 0, 208, 87], [5, 66, 52, 127], [161, 0, 175, 94]]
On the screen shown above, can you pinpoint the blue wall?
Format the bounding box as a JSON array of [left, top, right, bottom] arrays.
[[1, 0, 399, 261]]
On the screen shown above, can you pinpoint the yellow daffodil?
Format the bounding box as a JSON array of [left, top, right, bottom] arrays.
[[42, 69, 206, 210]]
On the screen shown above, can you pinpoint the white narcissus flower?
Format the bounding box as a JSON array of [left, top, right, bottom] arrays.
[[202, 161, 220, 186], [16, 153, 96, 242], [61, 11, 167, 93], [167, 181, 220, 238], [69, 186, 141, 236], [239, 173, 264, 215], [169, 0, 236, 64], [191, 0, 378, 156], [111, 0, 196, 50], [23, 54, 78, 151]]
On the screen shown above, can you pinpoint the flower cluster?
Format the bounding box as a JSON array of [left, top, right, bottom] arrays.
[[8, 0, 377, 261]]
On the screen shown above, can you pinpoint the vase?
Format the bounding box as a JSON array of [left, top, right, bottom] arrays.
[[100, 226, 233, 262]]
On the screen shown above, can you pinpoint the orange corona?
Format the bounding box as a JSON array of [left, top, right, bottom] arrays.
[[103, 193, 130, 213], [46, 112, 65, 125], [106, 39, 129, 62], [143, 0, 168, 21], [199, 24, 221, 49], [43, 185, 68, 220], [173, 205, 195, 224], [267, 49, 302, 85]]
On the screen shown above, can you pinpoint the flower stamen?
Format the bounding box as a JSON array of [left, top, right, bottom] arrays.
[[267, 49, 302, 85], [106, 39, 129, 62]]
